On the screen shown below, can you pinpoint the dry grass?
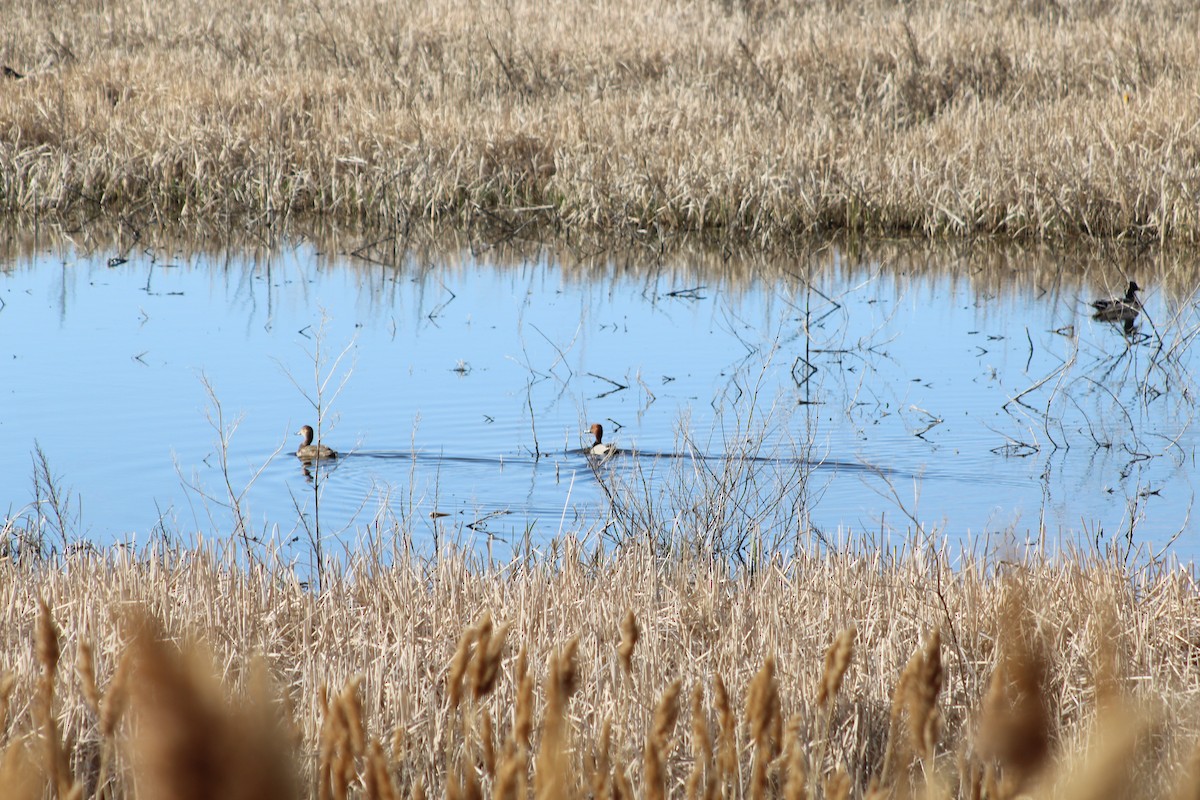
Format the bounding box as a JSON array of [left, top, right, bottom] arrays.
[[2, 0, 1200, 241], [2, 540, 1200, 797]]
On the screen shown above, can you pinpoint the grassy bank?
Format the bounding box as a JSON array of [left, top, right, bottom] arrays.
[[2, 0, 1200, 241], [2, 541, 1200, 797]]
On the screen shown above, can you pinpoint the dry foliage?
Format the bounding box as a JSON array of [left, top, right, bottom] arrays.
[[2, 0, 1199, 241], [1, 543, 1200, 798]]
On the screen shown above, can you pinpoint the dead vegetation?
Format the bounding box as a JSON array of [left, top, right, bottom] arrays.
[[2, 0, 1200, 241], [2, 541, 1200, 797]]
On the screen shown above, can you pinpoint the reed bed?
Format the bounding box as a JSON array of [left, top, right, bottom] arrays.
[[2, 0, 1200, 241], [2, 540, 1200, 797]]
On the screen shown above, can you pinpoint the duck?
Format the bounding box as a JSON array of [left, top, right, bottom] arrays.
[[1091, 281, 1141, 321], [296, 425, 338, 461], [584, 423, 618, 456]]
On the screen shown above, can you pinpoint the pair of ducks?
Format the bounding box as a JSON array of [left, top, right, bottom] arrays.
[[295, 422, 618, 460], [1091, 280, 1141, 322]]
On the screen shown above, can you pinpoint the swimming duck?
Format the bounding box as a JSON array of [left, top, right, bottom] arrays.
[[584, 423, 618, 456], [1091, 281, 1141, 321], [296, 425, 338, 461]]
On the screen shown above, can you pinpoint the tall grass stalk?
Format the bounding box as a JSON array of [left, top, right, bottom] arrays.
[[282, 316, 356, 590]]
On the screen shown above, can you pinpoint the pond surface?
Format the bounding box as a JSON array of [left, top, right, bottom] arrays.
[[2, 231, 1198, 563]]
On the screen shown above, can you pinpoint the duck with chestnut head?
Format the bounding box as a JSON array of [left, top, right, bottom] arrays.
[[583, 423, 618, 456]]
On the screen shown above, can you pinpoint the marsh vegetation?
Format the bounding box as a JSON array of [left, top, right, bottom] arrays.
[[3, 0, 1200, 240], [5, 1, 1200, 795], [3, 541, 1200, 799]]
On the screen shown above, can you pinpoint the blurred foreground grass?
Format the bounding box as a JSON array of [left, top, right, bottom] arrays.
[[3, 540, 1200, 798]]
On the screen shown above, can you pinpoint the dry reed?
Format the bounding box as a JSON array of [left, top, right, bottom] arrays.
[[1, 541, 1200, 798], [2, 0, 1200, 241]]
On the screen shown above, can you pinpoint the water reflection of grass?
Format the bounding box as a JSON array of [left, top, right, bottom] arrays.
[[3, 540, 1200, 798], [3, 1, 1200, 241]]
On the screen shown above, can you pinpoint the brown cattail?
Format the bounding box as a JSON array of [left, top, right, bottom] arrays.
[[391, 725, 407, 767], [366, 739, 400, 800], [880, 655, 912, 786], [514, 645, 534, 749], [100, 650, 131, 738], [448, 623, 477, 710], [591, 718, 612, 800], [534, 637, 579, 800], [976, 583, 1050, 790], [686, 684, 712, 800], [473, 621, 512, 700], [468, 614, 493, 698], [904, 629, 943, 760], [645, 679, 682, 800], [34, 598, 71, 798], [0, 741, 40, 800], [818, 628, 856, 709], [125, 609, 296, 800], [451, 764, 482, 800], [617, 611, 639, 676], [494, 737, 526, 800], [37, 597, 61, 679], [0, 670, 15, 735], [77, 640, 101, 716], [825, 767, 851, 800], [319, 681, 343, 800], [782, 714, 808, 800], [612, 762, 634, 800], [342, 677, 367, 758], [713, 674, 738, 783], [481, 709, 496, 778], [879, 630, 944, 788], [745, 655, 780, 754], [645, 738, 666, 800], [651, 678, 683, 749]]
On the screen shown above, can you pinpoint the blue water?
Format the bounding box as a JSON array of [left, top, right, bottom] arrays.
[[2, 238, 1196, 561]]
